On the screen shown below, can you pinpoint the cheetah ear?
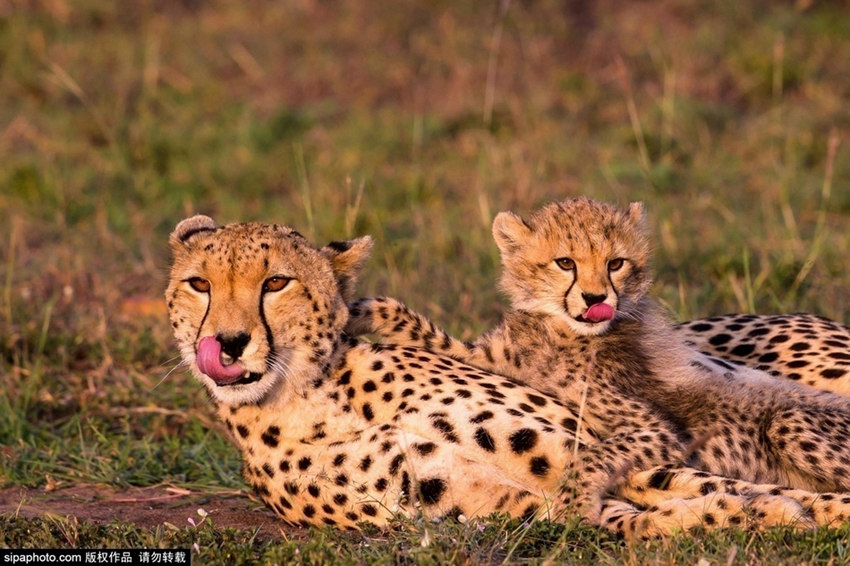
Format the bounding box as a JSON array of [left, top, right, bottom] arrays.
[[627, 202, 646, 226], [170, 215, 217, 249], [492, 211, 532, 256], [320, 236, 374, 301]]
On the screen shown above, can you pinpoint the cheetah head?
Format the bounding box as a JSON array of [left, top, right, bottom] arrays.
[[166, 215, 372, 406], [492, 197, 651, 336]]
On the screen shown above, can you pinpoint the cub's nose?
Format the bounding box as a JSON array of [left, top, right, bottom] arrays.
[[581, 292, 607, 307], [217, 332, 251, 360]]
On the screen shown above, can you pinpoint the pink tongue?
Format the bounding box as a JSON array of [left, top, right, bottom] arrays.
[[197, 336, 246, 385], [584, 303, 615, 323]]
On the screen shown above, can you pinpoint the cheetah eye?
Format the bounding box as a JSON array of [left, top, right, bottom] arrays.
[[608, 258, 625, 271], [555, 257, 575, 271], [263, 276, 291, 293], [188, 277, 210, 293]]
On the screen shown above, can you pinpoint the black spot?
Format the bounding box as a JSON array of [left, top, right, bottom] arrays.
[[303, 504, 316, 518], [261, 426, 280, 448], [730, 343, 755, 357], [374, 478, 388, 491], [362, 403, 375, 421], [520, 503, 538, 522], [279, 496, 292, 510], [758, 352, 779, 363], [530, 456, 550, 477], [699, 481, 717, 495], [362, 504, 378, 517], [471, 410, 494, 423], [334, 474, 348, 486], [414, 442, 437, 455], [822, 368, 847, 379], [284, 482, 299, 495], [371, 360, 384, 371], [389, 454, 405, 476], [560, 417, 578, 432], [279, 460, 290, 472], [474, 427, 496, 452], [419, 478, 447, 505], [332, 454, 346, 467], [790, 342, 811, 351], [333, 493, 348, 506], [339, 370, 352, 385], [708, 333, 732, 345], [526, 393, 547, 407], [262, 463, 275, 478], [431, 417, 460, 443], [359, 456, 373, 472], [363, 380, 377, 393], [689, 323, 713, 332], [236, 425, 249, 438], [648, 469, 674, 490], [509, 428, 538, 454], [298, 457, 312, 471], [308, 484, 321, 497]]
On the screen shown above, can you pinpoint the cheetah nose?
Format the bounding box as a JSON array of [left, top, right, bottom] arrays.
[[197, 336, 247, 385], [217, 332, 251, 360], [581, 292, 607, 306]]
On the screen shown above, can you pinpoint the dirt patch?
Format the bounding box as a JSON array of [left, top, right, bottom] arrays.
[[0, 484, 305, 540]]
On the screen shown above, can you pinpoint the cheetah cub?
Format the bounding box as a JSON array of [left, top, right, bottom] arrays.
[[348, 198, 850, 496], [166, 215, 848, 538]]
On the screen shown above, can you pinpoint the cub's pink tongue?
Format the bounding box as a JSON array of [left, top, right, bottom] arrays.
[[197, 336, 246, 385], [583, 303, 615, 323]]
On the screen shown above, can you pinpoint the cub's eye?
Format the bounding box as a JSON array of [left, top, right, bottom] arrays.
[[188, 277, 210, 293], [555, 257, 576, 271], [263, 276, 291, 293], [608, 258, 625, 271]]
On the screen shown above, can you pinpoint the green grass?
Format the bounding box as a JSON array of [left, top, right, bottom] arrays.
[[1, 0, 850, 563]]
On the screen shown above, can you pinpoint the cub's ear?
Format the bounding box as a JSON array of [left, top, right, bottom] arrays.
[[170, 215, 217, 249], [320, 236, 374, 300], [627, 202, 646, 226], [492, 211, 532, 256]]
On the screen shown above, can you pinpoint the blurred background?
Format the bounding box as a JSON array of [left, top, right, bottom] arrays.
[[1, 0, 849, 534]]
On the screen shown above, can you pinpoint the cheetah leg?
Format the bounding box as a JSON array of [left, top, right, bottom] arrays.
[[764, 406, 850, 492], [347, 297, 476, 360], [596, 491, 810, 539], [553, 428, 688, 526], [621, 465, 850, 528]]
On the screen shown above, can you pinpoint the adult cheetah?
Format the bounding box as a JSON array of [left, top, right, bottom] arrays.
[[165, 214, 849, 538]]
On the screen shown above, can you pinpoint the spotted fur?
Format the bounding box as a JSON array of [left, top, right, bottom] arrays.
[[347, 198, 850, 506], [166, 214, 845, 538], [674, 313, 850, 395]]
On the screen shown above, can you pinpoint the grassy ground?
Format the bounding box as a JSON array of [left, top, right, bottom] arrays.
[[1, 0, 849, 563]]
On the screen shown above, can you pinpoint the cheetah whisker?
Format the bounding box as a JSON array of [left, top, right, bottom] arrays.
[[152, 359, 191, 391]]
